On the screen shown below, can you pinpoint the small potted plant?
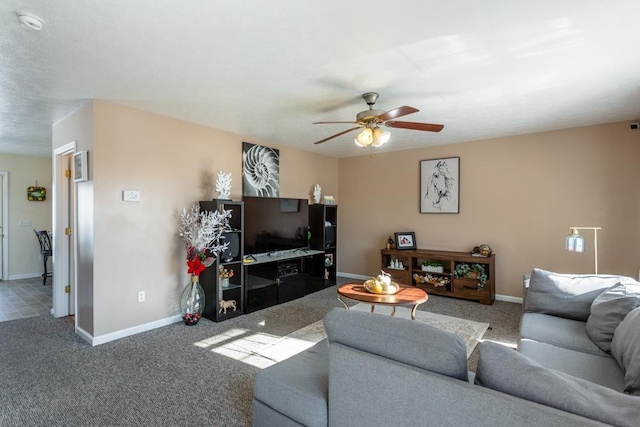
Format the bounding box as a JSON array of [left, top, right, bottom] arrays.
[[421, 261, 444, 273], [454, 263, 488, 291], [219, 266, 234, 288]]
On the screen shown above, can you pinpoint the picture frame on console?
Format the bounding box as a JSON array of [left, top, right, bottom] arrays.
[[394, 232, 416, 250], [420, 156, 459, 214]]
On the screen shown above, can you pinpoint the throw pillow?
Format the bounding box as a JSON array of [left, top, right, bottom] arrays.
[[524, 268, 633, 321], [586, 281, 640, 352], [475, 341, 640, 426], [323, 308, 468, 381], [611, 306, 640, 395]]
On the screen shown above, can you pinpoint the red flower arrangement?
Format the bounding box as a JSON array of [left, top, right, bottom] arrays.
[[178, 205, 232, 325], [186, 246, 214, 276], [179, 205, 232, 277], [219, 265, 234, 279]]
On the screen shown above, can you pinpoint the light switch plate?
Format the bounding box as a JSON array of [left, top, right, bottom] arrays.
[[123, 190, 141, 202]]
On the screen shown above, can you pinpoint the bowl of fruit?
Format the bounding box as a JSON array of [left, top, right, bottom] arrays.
[[363, 271, 400, 295]]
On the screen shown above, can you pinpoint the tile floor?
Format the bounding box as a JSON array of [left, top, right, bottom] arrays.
[[0, 277, 52, 322]]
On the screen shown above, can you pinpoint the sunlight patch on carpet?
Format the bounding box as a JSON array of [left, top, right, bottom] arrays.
[[194, 305, 490, 368], [192, 323, 325, 369]]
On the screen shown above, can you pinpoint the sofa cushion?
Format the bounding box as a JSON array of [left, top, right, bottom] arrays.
[[253, 339, 329, 427], [524, 268, 632, 321], [518, 339, 625, 391], [520, 312, 605, 356], [324, 308, 468, 381], [586, 281, 640, 353], [611, 306, 640, 396], [475, 341, 640, 427]]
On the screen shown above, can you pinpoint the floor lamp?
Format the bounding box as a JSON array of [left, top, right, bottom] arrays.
[[565, 227, 601, 274]]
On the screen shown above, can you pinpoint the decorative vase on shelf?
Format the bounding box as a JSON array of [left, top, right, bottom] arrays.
[[221, 278, 230, 288], [180, 275, 205, 325]]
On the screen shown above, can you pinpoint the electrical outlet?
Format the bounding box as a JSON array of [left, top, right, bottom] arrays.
[[138, 291, 145, 303]]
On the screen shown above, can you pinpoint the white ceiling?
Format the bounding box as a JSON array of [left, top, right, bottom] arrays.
[[2, 1, 640, 158]]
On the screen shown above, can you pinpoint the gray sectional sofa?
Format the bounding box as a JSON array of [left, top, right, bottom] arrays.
[[252, 269, 640, 426]]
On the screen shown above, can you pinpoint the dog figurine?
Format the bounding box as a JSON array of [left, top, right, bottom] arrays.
[[218, 299, 237, 314]]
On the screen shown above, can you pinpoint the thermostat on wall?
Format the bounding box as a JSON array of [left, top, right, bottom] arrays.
[[122, 190, 141, 202]]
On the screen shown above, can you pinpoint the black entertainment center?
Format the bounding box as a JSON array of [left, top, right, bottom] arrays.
[[244, 249, 325, 313], [198, 197, 337, 321]]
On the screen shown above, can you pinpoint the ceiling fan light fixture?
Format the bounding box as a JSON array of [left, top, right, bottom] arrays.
[[354, 128, 373, 147], [312, 92, 444, 146], [372, 128, 390, 147]]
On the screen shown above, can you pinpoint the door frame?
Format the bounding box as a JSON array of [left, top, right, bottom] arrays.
[[0, 171, 7, 281], [52, 141, 75, 318]]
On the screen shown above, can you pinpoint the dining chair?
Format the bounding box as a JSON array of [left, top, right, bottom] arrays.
[[34, 230, 53, 285]]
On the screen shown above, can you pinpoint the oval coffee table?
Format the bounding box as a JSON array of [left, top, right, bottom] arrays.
[[337, 283, 428, 320]]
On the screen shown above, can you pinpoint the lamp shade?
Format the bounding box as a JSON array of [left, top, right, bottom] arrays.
[[354, 128, 373, 147], [565, 228, 585, 252], [355, 126, 390, 147], [371, 128, 390, 147]]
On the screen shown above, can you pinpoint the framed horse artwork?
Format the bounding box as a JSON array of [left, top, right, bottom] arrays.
[[420, 157, 459, 214]]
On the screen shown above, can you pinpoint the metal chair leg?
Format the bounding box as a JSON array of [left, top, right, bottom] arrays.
[[42, 254, 48, 285]]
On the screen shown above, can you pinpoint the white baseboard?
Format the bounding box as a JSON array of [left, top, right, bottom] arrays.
[[75, 325, 93, 345], [76, 314, 183, 346], [8, 272, 41, 280], [338, 271, 522, 304], [495, 294, 523, 304]]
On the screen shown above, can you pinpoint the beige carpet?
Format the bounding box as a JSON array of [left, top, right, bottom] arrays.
[[254, 304, 489, 365]]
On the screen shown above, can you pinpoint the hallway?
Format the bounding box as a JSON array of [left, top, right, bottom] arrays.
[[0, 278, 52, 322]]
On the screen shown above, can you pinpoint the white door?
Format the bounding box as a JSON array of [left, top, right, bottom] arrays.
[[65, 154, 75, 315], [52, 142, 75, 317]]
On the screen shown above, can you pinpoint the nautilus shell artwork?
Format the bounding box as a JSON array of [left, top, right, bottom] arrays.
[[242, 142, 280, 197]]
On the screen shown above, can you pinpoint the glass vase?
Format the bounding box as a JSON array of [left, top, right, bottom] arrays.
[[180, 275, 205, 325]]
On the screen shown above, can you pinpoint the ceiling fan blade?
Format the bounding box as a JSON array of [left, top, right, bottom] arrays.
[[376, 106, 419, 122], [313, 126, 361, 144], [385, 121, 444, 132], [313, 121, 359, 125]]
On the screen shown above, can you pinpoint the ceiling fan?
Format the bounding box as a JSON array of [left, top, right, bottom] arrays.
[[312, 92, 444, 147]]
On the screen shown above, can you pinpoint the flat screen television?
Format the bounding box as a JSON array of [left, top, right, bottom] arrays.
[[243, 197, 309, 255]]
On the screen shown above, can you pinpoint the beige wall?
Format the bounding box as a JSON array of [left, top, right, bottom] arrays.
[[0, 155, 52, 279], [52, 101, 94, 333], [90, 100, 338, 337], [338, 121, 640, 298], [55, 97, 639, 338]]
